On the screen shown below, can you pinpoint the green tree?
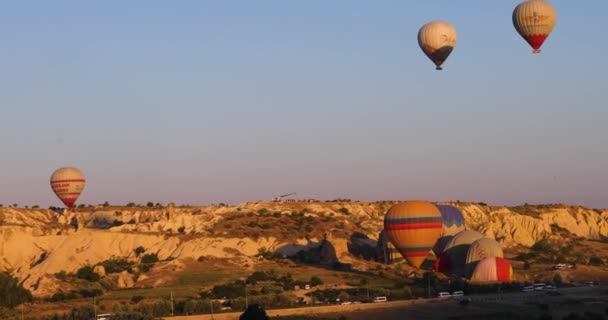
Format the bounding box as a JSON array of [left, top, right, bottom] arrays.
[[76, 266, 100, 282], [0, 273, 32, 308], [553, 273, 563, 286], [134, 246, 146, 257], [141, 253, 159, 264], [310, 276, 323, 287], [146, 202, 154, 207]]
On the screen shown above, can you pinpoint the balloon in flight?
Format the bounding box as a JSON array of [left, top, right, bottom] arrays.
[[50, 167, 86, 209], [512, 0, 557, 54], [383, 200, 443, 268], [418, 21, 457, 70]]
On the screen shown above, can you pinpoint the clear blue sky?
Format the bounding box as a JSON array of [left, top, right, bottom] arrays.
[[1, 1, 607, 208]]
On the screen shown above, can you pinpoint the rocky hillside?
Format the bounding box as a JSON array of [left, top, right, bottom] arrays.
[[0, 201, 606, 297]]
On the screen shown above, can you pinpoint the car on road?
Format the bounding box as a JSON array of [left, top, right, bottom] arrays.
[[373, 296, 387, 303], [438, 292, 452, 298], [340, 301, 352, 305], [522, 286, 534, 292], [452, 291, 464, 297]]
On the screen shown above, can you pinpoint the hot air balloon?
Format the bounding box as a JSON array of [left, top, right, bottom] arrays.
[[470, 257, 513, 283], [432, 205, 466, 257], [384, 201, 443, 268], [435, 230, 483, 275], [465, 238, 504, 279], [512, 0, 557, 54], [418, 21, 457, 70], [377, 230, 404, 264], [50, 167, 86, 209]]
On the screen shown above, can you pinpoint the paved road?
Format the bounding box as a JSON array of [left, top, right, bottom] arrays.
[[166, 285, 608, 320]]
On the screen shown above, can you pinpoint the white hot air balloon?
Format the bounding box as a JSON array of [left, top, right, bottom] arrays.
[[418, 21, 457, 70], [512, 0, 557, 54], [50, 167, 86, 209]]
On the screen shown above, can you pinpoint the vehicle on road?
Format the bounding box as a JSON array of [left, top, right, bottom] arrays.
[[438, 292, 452, 298], [373, 296, 387, 303], [522, 286, 534, 292], [452, 291, 464, 297]]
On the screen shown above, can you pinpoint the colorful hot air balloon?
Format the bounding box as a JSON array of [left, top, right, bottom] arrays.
[[512, 0, 557, 54], [432, 204, 466, 257], [470, 257, 513, 283], [465, 238, 504, 279], [418, 21, 457, 70], [435, 230, 483, 275], [377, 230, 405, 264], [384, 201, 443, 268], [50, 167, 86, 209]]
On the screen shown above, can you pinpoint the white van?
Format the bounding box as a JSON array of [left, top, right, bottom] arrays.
[[373, 296, 387, 303], [452, 291, 464, 297], [438, 292, 451, 298]]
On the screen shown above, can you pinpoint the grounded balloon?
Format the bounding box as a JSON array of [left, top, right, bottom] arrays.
[[435, 230, 483, 275], [470, 257, 513, 283], [418, 21, 457, 70], [432, 235, 454, 258], [384, 201, 443, 268], [50, 167, 86, 208], [512, 0, 557, 54], [465, 238, 504, 279], [377, 230, 404, 264], [436, 204, 465, 236]]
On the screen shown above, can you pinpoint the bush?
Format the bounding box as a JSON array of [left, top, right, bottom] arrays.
[[310, 276, 323, 287], [553, 273, 563, 286], [134, 246, 146, 257], [126, 202, 136, 207], [131, 295, 145, 304], [589, 256, 604, 266], [146, 202, 154, 207], [141, 253, 159, 264], [99, 258, 132, 274], [178, 226, 186, 233], [0, 273, 32, 308], [55, 270, 68, 281], [257, 208, 269, 215], [337, 207, 350, 215], [76, 266, 100, 282]]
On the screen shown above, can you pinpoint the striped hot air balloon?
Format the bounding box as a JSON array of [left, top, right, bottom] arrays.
[[435, 230, 484, 276], [384, 201, 443, 268], [432, 205, 466, 257], [50, 167, 86, 208], [418, 21, 457, 70], [465, 238, 504, 279], [377, 230, 404, 264], [470, 257, 513, 283], [512, 0, 557, 54]]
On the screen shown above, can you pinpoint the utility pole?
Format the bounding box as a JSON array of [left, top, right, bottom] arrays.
[[245, 283, 248, 309], [94, 296, 97, 319], [171, 290, 174, 316], [366, 282, 370, 302], [210, 299, 214, 320], [427, 273, 431, 298]]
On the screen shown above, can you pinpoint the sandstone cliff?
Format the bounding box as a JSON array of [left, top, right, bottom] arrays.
[[0, 202, 606, 296]]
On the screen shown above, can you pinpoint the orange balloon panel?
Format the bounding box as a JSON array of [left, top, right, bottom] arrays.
[[384, 201, 443, 268], [512, 0, 557, 53], [50, 167, 86, 208]]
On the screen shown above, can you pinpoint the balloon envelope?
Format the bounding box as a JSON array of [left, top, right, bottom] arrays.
[[436, 230, 484, 275], [512, 0, 557, 53], [418, 21, 457, 70], [377, 230, 404, 264], [465, 238, 504, 279], [436, 204, 465, 236], [384, 201, 443, 268], [470, 257, 513, 283], [50, 167, 86, 208]]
